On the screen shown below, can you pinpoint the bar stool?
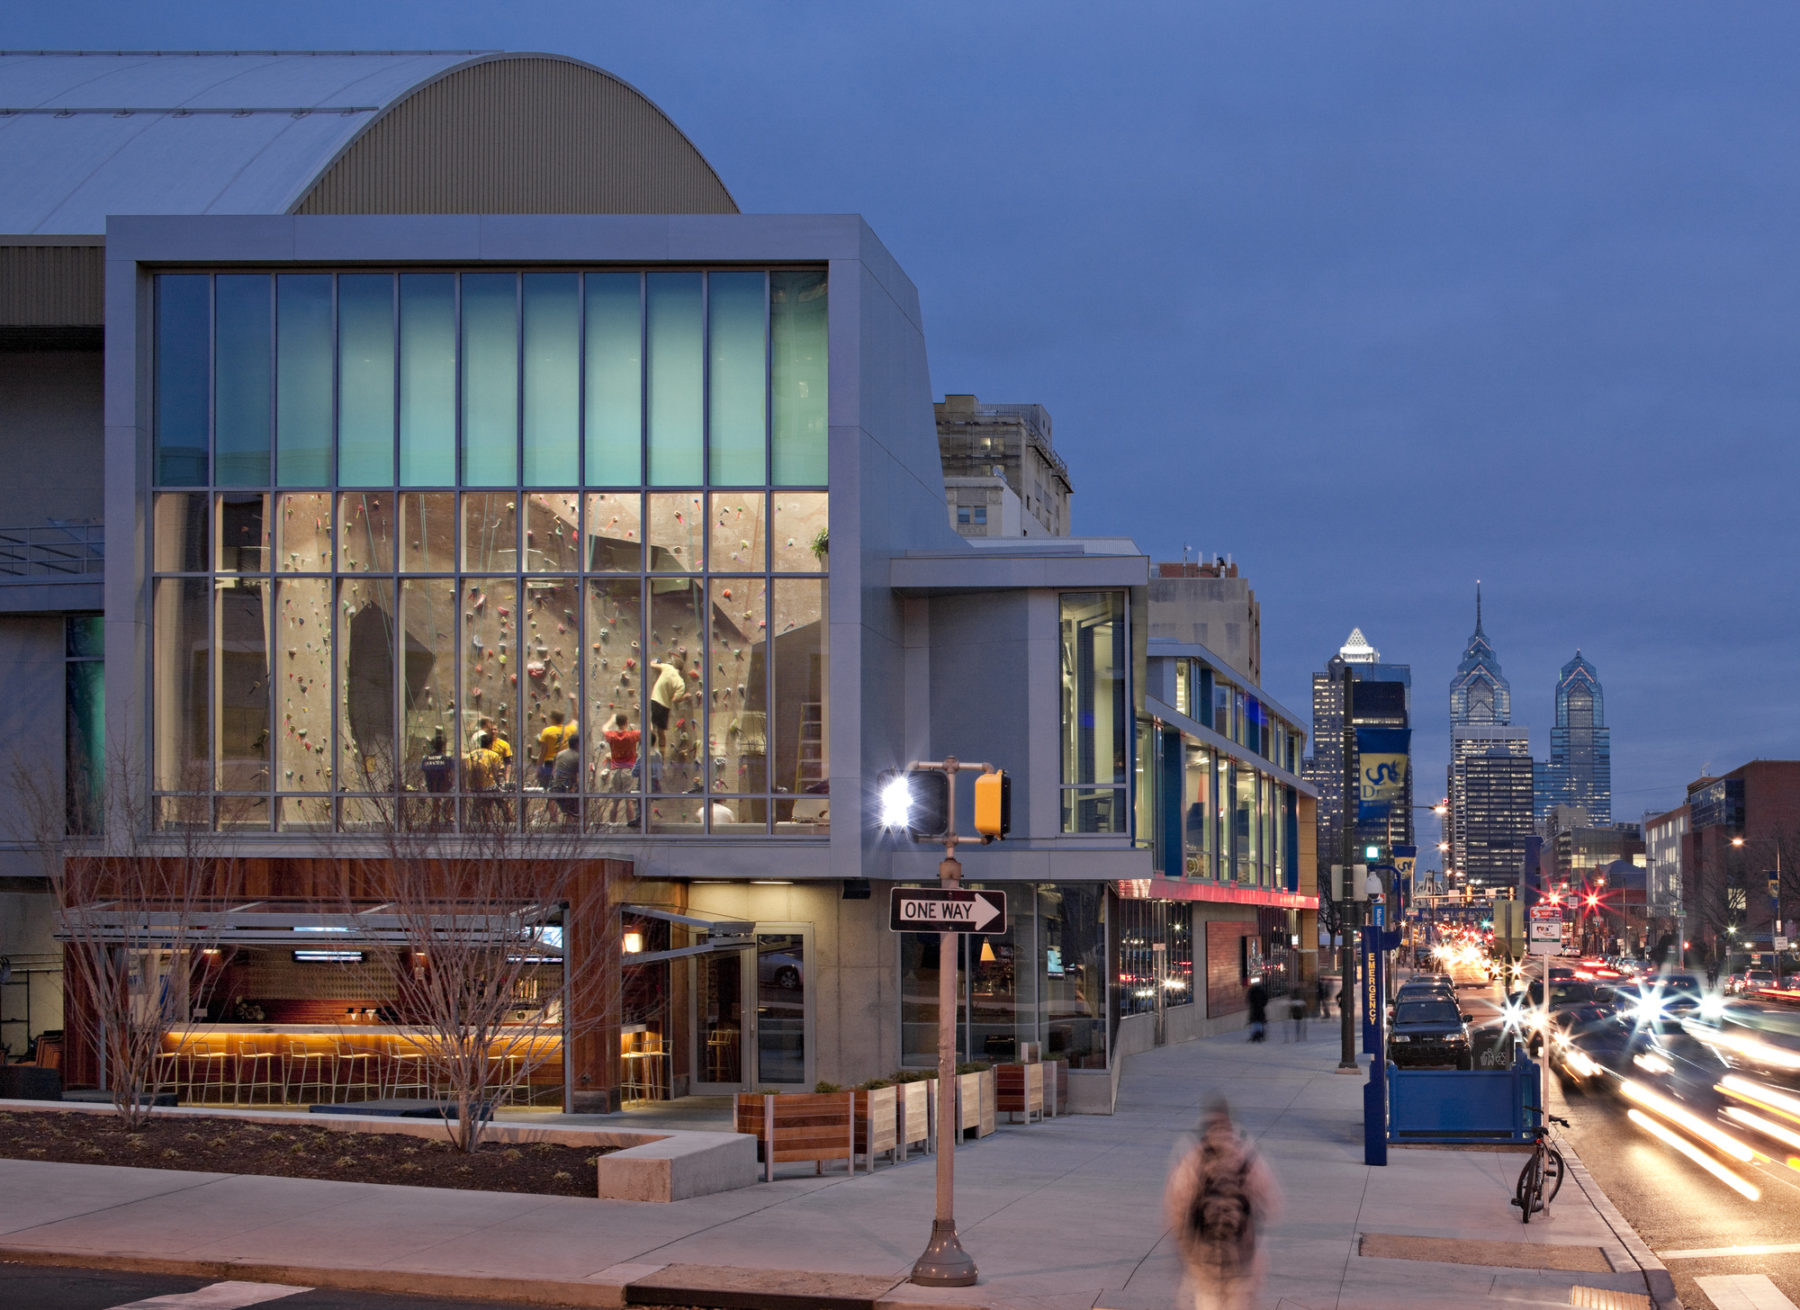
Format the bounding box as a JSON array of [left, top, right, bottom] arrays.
[[333, 1041, 380, 1104], [187, 1039, 233, 1105], [151, 1042, 187, 1101], [485, 1049, 522, 1106], [386, 1043, 432, 1099], [285, 1041, 335, 1104], [234, 1038, 282, 1105]]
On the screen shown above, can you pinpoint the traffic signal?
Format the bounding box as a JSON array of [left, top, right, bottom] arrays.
[[973, 770, 1011, 839], [1353, 862, 1370, 900], [878, 767, 950, 839]]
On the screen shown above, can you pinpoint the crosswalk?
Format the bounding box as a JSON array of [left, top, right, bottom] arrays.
[[1696, 1274, 1800, 1310], [108, 1282, 308, 1310]]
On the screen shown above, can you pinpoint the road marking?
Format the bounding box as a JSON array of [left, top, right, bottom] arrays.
[[1661, 1242, 1800, 1260], [1695, 1273, 1800, 1310], [111, 1282, 309, 1309]]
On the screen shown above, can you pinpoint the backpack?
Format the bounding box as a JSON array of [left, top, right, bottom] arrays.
[[1187, 1153, 1253, 1256]]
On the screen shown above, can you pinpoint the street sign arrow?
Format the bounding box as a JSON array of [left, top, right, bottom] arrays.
[[890, 888, 1007, 934]]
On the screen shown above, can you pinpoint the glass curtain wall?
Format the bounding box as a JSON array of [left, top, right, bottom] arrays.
[[1059, 592, 1127, 833], [149, 269, 829, 833]]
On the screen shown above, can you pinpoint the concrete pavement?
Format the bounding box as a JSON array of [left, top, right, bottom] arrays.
[[0, 1026, 1678, 1309]]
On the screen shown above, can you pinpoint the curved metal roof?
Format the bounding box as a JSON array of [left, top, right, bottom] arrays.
[[0, 51, 730, 234]]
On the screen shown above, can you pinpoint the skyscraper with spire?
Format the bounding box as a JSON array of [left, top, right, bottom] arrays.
[[1534, 651, 1611, 823], [1447, 585, 1533, 889]]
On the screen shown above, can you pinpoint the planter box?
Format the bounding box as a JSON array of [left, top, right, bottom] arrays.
[[894, 1079, 933, 1158], [734, 1091, 855, 1182], [996, 1062, 1045, 1123], [853, 1085, 898, 1168], [1046, 1058, 1069, 1117], [955, 1069, 996, 1140]]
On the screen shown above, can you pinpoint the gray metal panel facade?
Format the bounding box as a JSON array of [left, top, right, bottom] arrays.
[[295, 56, 736, 217], [0, 51, 734, 235]]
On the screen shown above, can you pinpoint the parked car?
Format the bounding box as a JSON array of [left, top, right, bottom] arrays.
[[1388, 997, 1474, 1070]]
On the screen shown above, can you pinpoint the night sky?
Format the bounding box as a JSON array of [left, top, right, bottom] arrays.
[[14, 2, 1800, 856]]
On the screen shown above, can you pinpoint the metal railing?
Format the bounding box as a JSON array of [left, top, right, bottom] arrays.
[[0, 521, 103, 580]]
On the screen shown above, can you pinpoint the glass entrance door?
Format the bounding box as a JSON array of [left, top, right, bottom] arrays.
[[689, 924, 811, 1092], [695, 949, 743, 1087]]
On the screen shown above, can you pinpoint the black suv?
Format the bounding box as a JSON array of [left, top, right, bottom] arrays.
[[1388, 997, 1474, 1069]]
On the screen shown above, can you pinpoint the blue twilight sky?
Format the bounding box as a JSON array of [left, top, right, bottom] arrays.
[[14, 1, 1800, 852]]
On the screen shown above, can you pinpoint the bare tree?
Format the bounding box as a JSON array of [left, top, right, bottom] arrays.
[[332, 804, 622, 1153], [10, 757, 238, 1130]]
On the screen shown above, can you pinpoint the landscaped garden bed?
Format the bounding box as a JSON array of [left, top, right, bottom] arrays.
[[0, 1109, 616, 1197]]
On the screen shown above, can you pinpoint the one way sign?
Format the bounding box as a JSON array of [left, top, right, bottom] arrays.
[[890, 887, 1007, 934]]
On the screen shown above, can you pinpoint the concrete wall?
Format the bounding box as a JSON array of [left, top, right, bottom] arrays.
[[0, 351, 103, 526]]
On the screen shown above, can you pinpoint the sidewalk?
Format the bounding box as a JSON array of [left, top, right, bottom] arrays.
[[0, 1026, 1676, 1310]]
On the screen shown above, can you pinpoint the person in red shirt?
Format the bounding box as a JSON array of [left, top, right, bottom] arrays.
[[602, 713, 641, 826]]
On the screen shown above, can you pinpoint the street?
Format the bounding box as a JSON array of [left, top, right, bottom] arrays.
[[1448, 971, 1800, 1310]]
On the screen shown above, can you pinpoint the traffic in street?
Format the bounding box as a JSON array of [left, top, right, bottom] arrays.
[[1404, 943, 1800, 1310]]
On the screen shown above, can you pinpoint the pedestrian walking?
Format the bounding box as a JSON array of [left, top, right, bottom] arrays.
[[1164, 1100, 1281, 1310], [1287, 994, 1307, 1042], [1246, 978, 1268, 1043], [1314, 973, 1329, 1021]]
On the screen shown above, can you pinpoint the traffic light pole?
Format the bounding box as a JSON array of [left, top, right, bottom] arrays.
[[909, 755, 993, 1289]]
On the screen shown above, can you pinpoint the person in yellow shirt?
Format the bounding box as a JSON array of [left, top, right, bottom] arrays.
[[463, 731, 504, 826], [536, 710, 575, 790]]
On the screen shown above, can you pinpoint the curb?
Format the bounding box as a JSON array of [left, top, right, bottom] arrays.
[[1557, 1139, 1683, 1310], [0, 1247, 950, 1310]]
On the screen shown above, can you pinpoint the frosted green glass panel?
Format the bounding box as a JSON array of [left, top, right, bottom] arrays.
[[399, 275, 455, 486], [584, 274, 641, 485], [155, 275, 210, 486], [708, 272, 766, 485], [461, 273, 518, 486], [522, 273, 579, 484], [771, 271, 828, 485], [275, 275, 333, 486], [213, 275, 270, 486], [646, 273, 702, 486], [338, 274, 395, 485]]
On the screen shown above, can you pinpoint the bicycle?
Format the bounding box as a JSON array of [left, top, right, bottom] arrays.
[[1511, 1106, 1568, 1223]]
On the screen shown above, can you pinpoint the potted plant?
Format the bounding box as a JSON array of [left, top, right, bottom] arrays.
[[853, 1078, 899, 1169], [889, 1070, 934, 1158], [733, 1086, 856, 1182], [995, 1059, 1045, 1124], [955, 1061, 996, 1139], [809, 526, 829, 569]]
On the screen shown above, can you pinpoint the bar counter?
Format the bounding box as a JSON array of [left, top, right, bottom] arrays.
[[157, 1025, 564, 1105]]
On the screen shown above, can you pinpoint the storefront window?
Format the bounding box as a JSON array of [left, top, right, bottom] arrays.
[[1233, 763, 1256, 882], [150, 269, 827, 834], [1060, 592, 1127, 833], [1043, 883, 1106, 1067], [1114, 900, 1195, 1019], [900, 882, 1105, 1070], [1183, 741, 1214, 879]]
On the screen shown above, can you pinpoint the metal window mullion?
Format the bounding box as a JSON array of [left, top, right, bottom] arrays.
[[514, 272, 525, 496]]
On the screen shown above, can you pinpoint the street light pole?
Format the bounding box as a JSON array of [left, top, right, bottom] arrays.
[[908, 755, 989, 1290]]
